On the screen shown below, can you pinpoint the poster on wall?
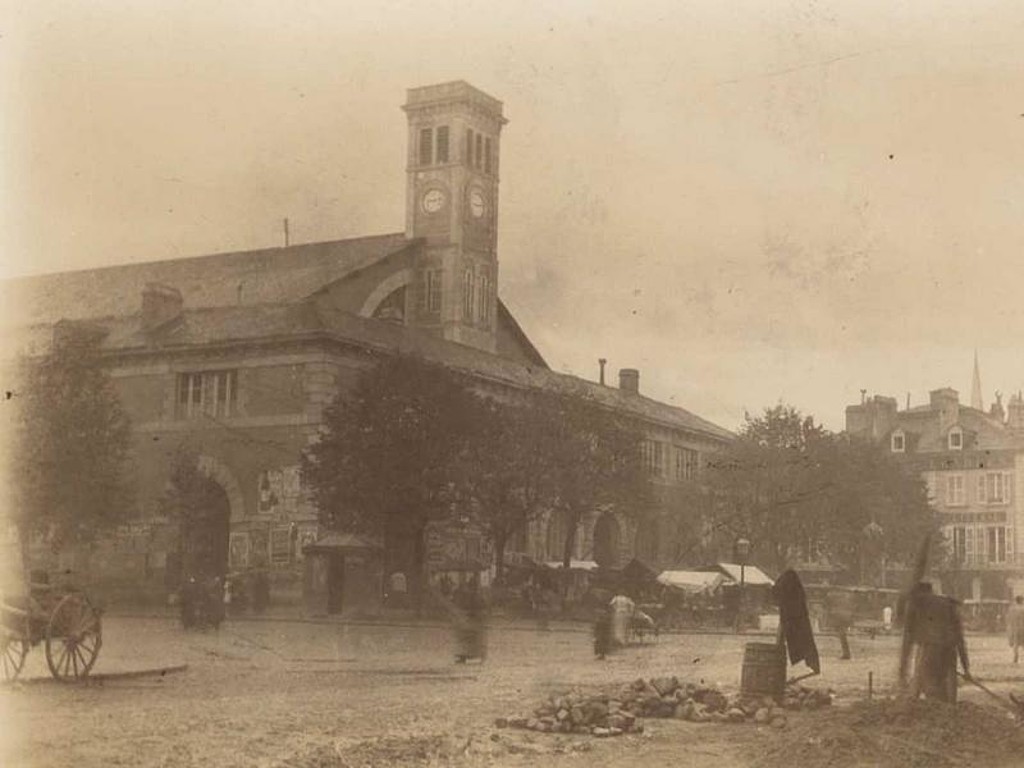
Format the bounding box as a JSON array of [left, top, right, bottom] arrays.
[[229, 532, 250, 570]]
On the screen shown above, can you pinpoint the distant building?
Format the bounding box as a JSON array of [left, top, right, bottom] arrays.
[[846, 386, 1024, 601], [2, 82, 731, 608]]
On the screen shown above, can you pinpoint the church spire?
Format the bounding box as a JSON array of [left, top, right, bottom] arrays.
[[970, 350, 983, 410]]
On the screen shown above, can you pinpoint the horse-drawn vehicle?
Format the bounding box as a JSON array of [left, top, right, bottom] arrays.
[[1, 571, 102, 682]]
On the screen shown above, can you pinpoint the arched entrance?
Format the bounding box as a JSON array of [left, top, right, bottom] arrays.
[[593, 512, 621, 569], [181, 477, 231, 579], [546, 515, 567, 562]]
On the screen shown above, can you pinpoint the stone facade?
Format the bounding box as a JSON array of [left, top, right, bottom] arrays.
[[2, 81, 731, 606], [846, 388, 1024, 600]]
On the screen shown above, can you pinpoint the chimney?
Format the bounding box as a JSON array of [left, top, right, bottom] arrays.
[[618, 368, 639, 394], [929, 387, 960, 432], [598, 358, 607, 386], [141, 283, 183, 331]]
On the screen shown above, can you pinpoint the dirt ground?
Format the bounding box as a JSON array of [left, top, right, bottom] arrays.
[[3, 617, 1024, 767]]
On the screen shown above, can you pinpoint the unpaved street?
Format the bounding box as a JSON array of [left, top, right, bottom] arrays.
[[3, 618, 1024, 767]]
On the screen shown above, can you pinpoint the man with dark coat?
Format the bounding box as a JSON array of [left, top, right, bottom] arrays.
[[899, 582, 969, 703]]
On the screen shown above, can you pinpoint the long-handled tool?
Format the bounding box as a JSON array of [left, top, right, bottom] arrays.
[[958, 672, 1024, 719]]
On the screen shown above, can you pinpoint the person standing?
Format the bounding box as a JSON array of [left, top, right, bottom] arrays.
[[1007, 595, 1024, 663], [899, 582, 970, 703], [825, 588, 854, 660]]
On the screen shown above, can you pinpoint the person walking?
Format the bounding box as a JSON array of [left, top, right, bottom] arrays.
[[825, 588, 854, 660], [1007, 595, 1024, 663]]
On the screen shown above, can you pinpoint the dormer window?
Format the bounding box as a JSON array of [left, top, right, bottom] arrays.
[[891, 431, 905, 453], [948, 427, 963, 451]]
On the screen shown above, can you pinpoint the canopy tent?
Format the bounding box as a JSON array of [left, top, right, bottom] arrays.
[[703, 562, 775, 587], [544, 559, 600, 572], [657, 570, 725, 594], [302, 532, 383, 553]]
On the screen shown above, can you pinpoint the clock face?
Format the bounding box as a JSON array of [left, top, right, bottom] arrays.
[[421, 188, 446, 214], [469, 188, 486, 218]]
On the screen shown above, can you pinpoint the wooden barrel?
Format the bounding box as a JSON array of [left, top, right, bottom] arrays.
[[740, 642, 786, 699]]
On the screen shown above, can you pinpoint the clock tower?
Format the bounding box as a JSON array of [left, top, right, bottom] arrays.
[[403, 81, 506, 353]]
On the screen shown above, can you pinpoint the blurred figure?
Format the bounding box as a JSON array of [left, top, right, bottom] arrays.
[[825, 588, 854, 660], [593, 603, 614, 659], [609, 593, 635, 647], [899, 582, 969, 703], [453, 576, 487, 663], [1007, 595, 1024, 664], [883, 604, 894, 632]]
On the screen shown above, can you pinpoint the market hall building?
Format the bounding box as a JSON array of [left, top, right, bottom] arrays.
[[2, 82, 731, 612]]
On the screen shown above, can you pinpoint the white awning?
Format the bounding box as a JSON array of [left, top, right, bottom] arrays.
[[716, 562, 774, 586], [657, 570, 724, 594], [544, 560, 600, 572]]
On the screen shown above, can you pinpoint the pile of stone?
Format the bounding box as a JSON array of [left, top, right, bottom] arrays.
[[498, 676, 833, 737]]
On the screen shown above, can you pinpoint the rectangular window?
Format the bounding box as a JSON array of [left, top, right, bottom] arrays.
[[435, 125, 449, 163], [425, 270, 442, 313], [953, 527, 966, 564], [419, 127, 433, 166], [484, 137, 492, 174], [672, 446, 700, 481], [965, 526, 975, 561], [986, 472, 1008, 504], [642, 440, 665, 478], [466, 129, 474, 164], [177, 370, 237, 419], [462, 269, 474, 320], [946, 474, 965, 506], [475, 133, 483, 168], [476, 272, 488, 324], [988, 527, 1007, 563], [891, 433, 904, 452]]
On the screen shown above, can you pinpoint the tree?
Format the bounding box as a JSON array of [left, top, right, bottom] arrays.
[[9, 322, 134, 568], [543, 392, 653, 574], [707, 403, 936, 577], [300, 354, 483, 601], [451, 394, 562, 585]]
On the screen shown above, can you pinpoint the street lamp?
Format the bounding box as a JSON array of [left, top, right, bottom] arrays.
[[735, 537, 751, 632]]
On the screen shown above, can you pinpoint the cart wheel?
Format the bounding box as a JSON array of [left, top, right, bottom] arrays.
[[45, 594, 102, 681], [1, 631, 28, 682]]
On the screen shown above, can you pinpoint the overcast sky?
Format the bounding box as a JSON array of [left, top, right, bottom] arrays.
[[3, 1, 1024, 431]]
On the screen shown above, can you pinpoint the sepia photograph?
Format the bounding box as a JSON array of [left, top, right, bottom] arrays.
[[3, 2, 1024, 766]]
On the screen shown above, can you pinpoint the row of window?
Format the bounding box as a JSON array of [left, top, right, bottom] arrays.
[[642, 441, 700, 481], [891, 426, 964, 453], [177, 370, 237, 419], [935, 471, 1014, 507], [950, 525, 1012, 565], [418, 125, 493, 173]]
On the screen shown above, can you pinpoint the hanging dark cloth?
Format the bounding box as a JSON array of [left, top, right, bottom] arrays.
[[771, 569, 820, 674]]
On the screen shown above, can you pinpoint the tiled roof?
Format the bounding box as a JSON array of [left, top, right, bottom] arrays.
[[891, 405, 1019, 452], [1, 233, 409, 325]]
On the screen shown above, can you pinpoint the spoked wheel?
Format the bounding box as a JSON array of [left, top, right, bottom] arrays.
[[45, 594, 102, 681], [1, 630, 29, 682]]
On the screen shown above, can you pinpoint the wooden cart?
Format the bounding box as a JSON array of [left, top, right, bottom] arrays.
[[1, 576, 102, 682]]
